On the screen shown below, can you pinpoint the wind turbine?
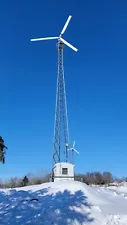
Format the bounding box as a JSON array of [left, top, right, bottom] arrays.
[[30, 15, 78, 180], [68, 141, 79, 164], [30, 15, 78, 52], [69, 141, 79, 154]]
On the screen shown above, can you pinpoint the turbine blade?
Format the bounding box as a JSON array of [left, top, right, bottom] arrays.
[[30, 37, 58, 42], [60, 15, 72, 35], [74, 148, 79, 154], [73, 141, 75, 148], [60, 38, 78, 52]]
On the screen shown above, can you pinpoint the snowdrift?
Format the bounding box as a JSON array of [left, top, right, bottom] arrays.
[[0, 181, 127, 225]]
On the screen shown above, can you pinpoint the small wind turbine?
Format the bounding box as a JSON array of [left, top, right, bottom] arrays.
[[68, 141, 79, 164], [30, 15, 78, 52], [69, 141, 79, 154]]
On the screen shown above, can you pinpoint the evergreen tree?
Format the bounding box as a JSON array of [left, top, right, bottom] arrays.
[[0, 136, 8, 163], [22, 176, 29, 186]]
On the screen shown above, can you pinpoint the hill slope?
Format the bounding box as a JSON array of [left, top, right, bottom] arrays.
[[0, 181, 127, 225]]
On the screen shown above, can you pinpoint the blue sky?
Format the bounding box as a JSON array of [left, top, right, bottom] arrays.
[[0, 0, 127, 178]]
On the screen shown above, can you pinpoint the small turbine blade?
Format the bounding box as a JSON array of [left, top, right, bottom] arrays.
[[60, 15, 72, 35], [60, 38, 78, 52], [30, 37, 58, 42], [73, 141, 75, 148], [74, 148, 79, 154]]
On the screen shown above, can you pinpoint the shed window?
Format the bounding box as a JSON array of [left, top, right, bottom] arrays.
[[62, 168, 68, 175]]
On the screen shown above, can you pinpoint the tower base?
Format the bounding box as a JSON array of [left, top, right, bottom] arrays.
[[52, 162, 74, 182]]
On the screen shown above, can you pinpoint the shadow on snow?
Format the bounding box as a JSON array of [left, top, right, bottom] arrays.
[[0, 187, 94, 225]]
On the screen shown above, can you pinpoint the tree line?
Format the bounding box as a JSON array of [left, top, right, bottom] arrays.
[[75, 171, 125, 185], [0, 172, 50, 188], [0, 171, 126, 188]]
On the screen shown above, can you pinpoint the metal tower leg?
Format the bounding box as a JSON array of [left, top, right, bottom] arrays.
[[52, 41, 70, 177]]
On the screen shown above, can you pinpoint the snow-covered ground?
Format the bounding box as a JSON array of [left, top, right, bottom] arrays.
[[0, 181, 127, 225]]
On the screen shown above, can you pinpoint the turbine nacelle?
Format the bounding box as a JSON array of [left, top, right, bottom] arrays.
[[30, 15, 78, 52]]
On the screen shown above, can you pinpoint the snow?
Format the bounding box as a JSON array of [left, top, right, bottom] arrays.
[[0, 181, 127, 224]]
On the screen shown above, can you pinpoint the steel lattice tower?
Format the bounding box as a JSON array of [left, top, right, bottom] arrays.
[[30, 15, 78, 180], [53, 41, 70, 167]]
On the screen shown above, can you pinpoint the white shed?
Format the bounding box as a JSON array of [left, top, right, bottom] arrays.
[[53, 162, 74, 181]]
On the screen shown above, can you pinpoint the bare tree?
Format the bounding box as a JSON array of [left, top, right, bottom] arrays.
[[7, 177, 18, 188], [94, 172, 104, 185], [103, 172, 113, 184]]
